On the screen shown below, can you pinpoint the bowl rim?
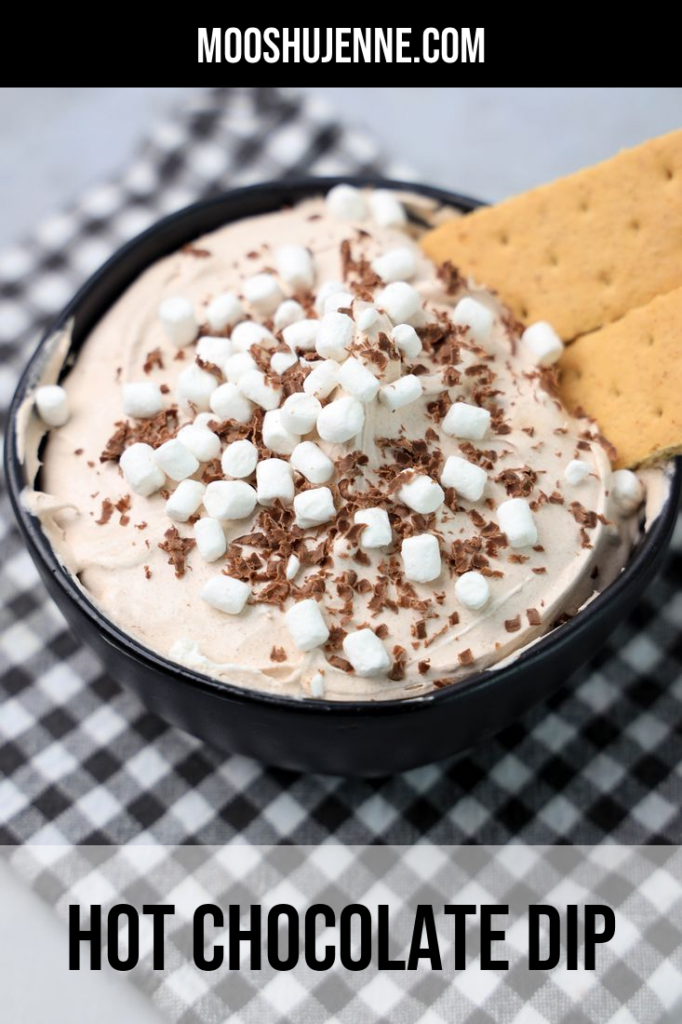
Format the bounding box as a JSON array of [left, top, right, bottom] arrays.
[[5, 175, 682, 720]]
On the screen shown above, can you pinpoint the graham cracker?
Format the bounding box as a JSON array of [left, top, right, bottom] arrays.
[[559, 285, 682, 468], [421, 129, 682, 340]]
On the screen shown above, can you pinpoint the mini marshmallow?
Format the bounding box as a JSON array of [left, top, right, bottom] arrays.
[[391, 323, 422, 359], [337, 356, 380, 403], [196, 335, 233, 366], [290, 442, 334, 484], [224, 352, 258, 384], [303, 359, 340, 399], [326, 184, 368, 221], [284, 599, 329, 651], [455, 571, 490, 611], [378, 281, 421, 324], [262, 409, 300, 455], [270, 350, 299, 376], [274, 299, 305, 331], [177, 424, 221, 463], [204, 480, 257, 521], [401, 533, 442, 583], [309, 672, 325, 698], [379, 374, 423, 411], [398, 475, 444, 514], [158, 296, 197, 347], [355, 508, 392, 549], [323, 291, 354, 315], [294, 487, 336, 529], [316, 396, 365, 443], [314, 280, 345, 315], [371, 247, 418, 283], [369, 189, 407, 228], [165, 480, 206, 523], [221, 439, 258, 478], [442, 402, 491, 441], [206, 292, 244, 332], [238, 370, 282, 411], [282, 319, 319, 352], [176, 364, 217, 412], [194, 517, 227, 562], [316, 311, 354, 361], [35, 385, 69, 427], [230, 320, 275, 353], [285, 554, 301, 581], [275, 245, 314, 291], [256, 458, 295, 506], [342, 629, 390, 677], [200, 575, 250, 615], [153, 439, 200, 482], [611, 469, 644, 515], [441, 456, 487, 502], [564, 459, 590, 486], [122, 382, 164, 419], [522, 321, 564, 367], [281, 392, 321, 434], [243, 273, 283, 315], [357, 307, 379, 332], [497, 498, 538, 548], [120, 443, 166, 497], [209, 382, 254, 423], [452, 297, 494, 344]]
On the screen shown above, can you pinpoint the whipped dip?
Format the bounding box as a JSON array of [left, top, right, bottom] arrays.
[[27, 188, 654, 700]]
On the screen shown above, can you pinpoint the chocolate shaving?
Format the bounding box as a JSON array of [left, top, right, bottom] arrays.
[[96, 499, 114, 525], [158, 527, 196, 578], [458, 649, 474, 666], [270, 646, 287, 662], [143, 348, 164, 374], [437, 260, 466, 295], [526, 608, 541, 626], [504, 615, 522, 633]]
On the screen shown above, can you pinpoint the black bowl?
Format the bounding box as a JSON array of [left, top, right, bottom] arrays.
[[5, 178, 681, 776]]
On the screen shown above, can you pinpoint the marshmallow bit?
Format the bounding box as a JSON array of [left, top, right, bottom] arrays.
[[391, 323, 422, 359], [378, 281, 421, 324], [209, 381, 254, 423], [357, 307, 379, 332], [193, 412, 217, 430], [204, 480, 257, 521], [564, 459, 591, 486], [165, 480, 206, 523], [262, 409, 300, 455], [372, 247, 418, 283], [122, 382, 164, 419], [316, 311, 354, 361], [176, 364, 217, 413], [282, 319, 319, 352], [290, 441, 334, 484], [522, 321, 564, 367], [398, 475, 444, 515], [285, 554, 301, 581], [158, 296, 198, 348], [223, 352, 258, 384], [314, 280, 345, 315], [294, 487, 336, 529], [337, 356, 380, 403], [442, 402, 491, 441], [196, 335, 233, 366], [231, 320, 275, 353], [206, 292, 245, 332], [281, 392, 321, 434], [611, 469, 644, 515], [200, 575, 250, 615], [379, 374, 423, 412], [120, 443, 166, 497], [342, 629, 390, 677], [369, 189, 407, 228], [285, 599, 329, 652], [256, 458, 295, 507], [497, 498, 538, 548], [194, 516, 227, 562], [441, 456, 487, 502], [243, 273, 284, 316], [270, 350, 299, 376], [355, 507, 392, 549], [323, 291, 354, 315], [401, 533, 442, 583], [309, 671, 325, 698], [238, 370, 282, 411], [452, 297, 494, 344], [153, 439, 200, 482], [35, 385, 69, 427], [303, 359, 340, 400], [317, 396, 365, 444], [326, 184, 368, 222], [455, 571, 490, 611], [274, 299, 305, 332], [221, 439, 258, 479], [177, 424, 221, 463], [275, 245, 315, 291]]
